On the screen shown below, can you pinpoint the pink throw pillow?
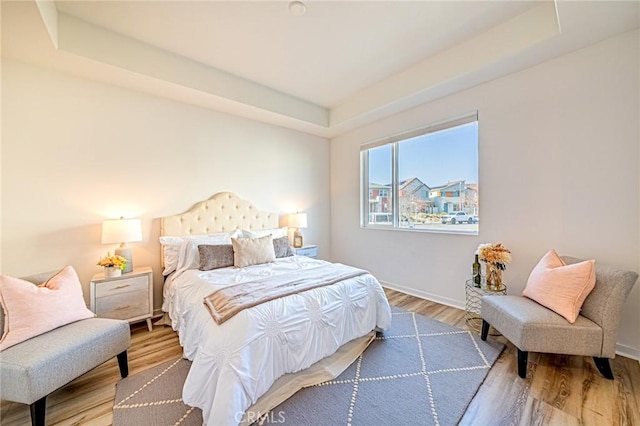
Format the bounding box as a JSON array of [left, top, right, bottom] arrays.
[[522, 250, 596, 323], [0, 265, 95, 351]]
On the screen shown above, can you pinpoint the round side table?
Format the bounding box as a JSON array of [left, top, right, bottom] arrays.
[[465, 279, 507, 334]]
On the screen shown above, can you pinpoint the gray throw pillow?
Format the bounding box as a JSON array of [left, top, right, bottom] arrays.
[[198, 245, 235, 271], [273, 236, 293, 258]]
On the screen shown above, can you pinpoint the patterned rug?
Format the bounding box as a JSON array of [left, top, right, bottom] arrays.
[[113, 308, 504, 425]]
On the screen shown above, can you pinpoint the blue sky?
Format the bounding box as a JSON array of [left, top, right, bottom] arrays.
[[368, 122, 478, 188]]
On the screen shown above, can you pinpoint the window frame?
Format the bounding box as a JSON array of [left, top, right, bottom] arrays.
[[360, 112, 479, 234]]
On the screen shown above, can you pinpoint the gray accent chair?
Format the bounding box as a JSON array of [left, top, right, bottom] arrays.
[[0, 271, 131, 426], [481, 256, 638, 379]]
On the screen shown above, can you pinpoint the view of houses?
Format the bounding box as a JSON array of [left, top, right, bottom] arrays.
[[368, 177, 479, 225]]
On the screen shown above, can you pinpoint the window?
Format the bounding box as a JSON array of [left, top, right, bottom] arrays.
[[364, 144, 394, 226], [368, 213, 393, 224], [361, 113, 479, 234]]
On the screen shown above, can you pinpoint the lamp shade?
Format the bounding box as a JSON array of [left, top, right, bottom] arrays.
[[101, 218, 142, 244], [288, 213, 308, 229]]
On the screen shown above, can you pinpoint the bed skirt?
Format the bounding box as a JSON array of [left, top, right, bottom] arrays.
[[240, 331, 376, 425]]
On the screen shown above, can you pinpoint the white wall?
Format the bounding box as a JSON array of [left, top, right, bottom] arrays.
[[1, 60, 330, 312], [331, 30, 640, 358]]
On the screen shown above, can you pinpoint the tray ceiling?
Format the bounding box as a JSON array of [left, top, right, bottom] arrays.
[[2, 1, 638, 137]]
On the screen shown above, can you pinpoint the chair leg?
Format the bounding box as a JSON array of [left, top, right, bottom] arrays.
[[30, 396, 46, 426], [593, 357, 614, 380], [517, 349, 528, 379], [117, 350, 129, 378], [480, 320, 490, 340]]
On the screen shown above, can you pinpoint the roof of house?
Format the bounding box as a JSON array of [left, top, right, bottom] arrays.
[[429, 180, 466, 191], [466, 183, 479, 191], [399, 177, 430, 191]]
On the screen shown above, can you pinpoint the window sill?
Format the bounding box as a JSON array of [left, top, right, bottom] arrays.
[[361, 225, 478, 235]]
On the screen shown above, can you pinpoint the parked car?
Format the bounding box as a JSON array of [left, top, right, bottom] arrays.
[[441, 211, 474, 224]]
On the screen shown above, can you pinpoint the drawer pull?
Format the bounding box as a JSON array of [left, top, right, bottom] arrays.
[[116, 305, 131, 310], [112, 285, 130, 290]]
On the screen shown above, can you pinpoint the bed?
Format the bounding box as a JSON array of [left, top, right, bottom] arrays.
[[159, 192, 392, 425]]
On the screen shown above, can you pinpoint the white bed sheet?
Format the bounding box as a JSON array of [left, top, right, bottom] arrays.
[[165, 256, 391, 426]]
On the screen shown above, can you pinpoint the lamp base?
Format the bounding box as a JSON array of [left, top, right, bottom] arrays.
[[115, 246, 133, 274], [293, 230, 303, 248]]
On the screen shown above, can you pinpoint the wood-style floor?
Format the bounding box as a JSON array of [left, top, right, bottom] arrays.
[[1, 288, 639, 425]]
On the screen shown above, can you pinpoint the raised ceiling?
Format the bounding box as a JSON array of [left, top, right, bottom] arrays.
[[2, 1, 639, 137], [55, 0, 537, 107]]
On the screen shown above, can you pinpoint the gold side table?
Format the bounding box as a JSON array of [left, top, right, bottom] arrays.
[[465, 279, 507, 334]]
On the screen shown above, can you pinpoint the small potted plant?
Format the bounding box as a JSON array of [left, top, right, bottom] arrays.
[[97, 252, 127, 278]]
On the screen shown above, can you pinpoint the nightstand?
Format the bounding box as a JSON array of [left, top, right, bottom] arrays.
[[90, 266, 153, 331], [293, 245, 318, 258]]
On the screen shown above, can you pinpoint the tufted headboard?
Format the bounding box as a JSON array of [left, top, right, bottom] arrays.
[[159, 192, 280, 271], [161, 192, 280, 237]]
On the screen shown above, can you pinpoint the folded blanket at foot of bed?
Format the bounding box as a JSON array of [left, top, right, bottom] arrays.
[[204, 263, 368, 324]]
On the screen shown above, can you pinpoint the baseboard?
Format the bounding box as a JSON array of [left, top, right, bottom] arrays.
[[380, 280, 465, 311], [381, 280, 640, 362], [616, 343, 640, 361]]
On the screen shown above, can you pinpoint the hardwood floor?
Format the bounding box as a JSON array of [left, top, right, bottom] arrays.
[[385, 289, 640, 426], [1, 289, 639, 425], [0, 322, 184, 426]]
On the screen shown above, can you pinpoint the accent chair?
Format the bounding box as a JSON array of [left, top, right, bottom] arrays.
[[0, 270, 131, 426], [480, 256, 637, 379]]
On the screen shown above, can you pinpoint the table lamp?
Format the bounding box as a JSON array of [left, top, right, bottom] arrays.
[[288, 213, 308, 248], [102, 217, 142, 273]]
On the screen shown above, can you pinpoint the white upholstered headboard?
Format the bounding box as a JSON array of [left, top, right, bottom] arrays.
[[160, 192, 280, 237]]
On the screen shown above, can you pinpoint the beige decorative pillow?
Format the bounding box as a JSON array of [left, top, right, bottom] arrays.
[[231, 234, 276, 268], [198, 245, 234, 271]]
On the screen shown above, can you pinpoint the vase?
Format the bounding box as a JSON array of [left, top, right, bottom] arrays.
[[104, 267, 121, 278], [485, 263, 503, 290]]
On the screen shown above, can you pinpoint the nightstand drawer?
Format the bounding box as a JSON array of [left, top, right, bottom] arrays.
[[90, 266, 154, 331], [96, 289, 150, 320], [95, 276, 148, 298]]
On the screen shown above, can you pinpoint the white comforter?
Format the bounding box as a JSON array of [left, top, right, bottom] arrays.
[[165, 256, 391, 426]]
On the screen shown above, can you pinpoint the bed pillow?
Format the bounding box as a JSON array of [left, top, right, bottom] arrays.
[[160, 232, 238, 275], [273, 236, 293, 258], [159, 237, 184, 275], [0, 265, 95, 351], [522, 250, 596, 323], [198, 245, 235, 271], [174, 231, 241, 273], [232, 234, 276, 268], [160, 234, 207, 276], [242, 227, 288, 239]]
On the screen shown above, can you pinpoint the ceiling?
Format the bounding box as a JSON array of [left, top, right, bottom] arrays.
[[2, 1, 639, 138], [54, 0, 537, 108]]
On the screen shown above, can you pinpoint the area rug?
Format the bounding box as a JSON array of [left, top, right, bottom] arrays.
[[113, 308, 504, 425]]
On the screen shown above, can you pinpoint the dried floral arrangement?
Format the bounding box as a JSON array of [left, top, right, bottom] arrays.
[[477, 243, 512, 270]]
